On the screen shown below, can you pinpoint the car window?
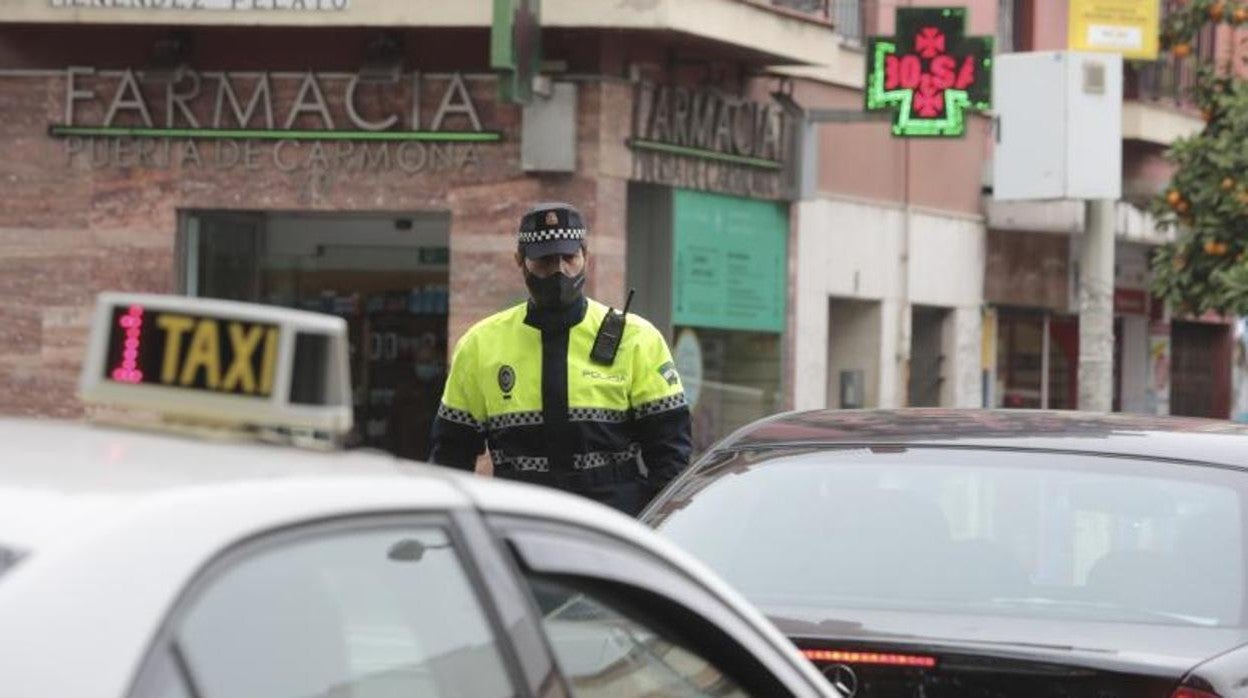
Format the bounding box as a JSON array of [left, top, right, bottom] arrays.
[[655, 448, 1247, 628], [128, 647, 194, 698], [525, 574, 750, 697], [161, 525, 514, 698]]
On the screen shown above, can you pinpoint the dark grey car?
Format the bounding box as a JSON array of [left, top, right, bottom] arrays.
[[642, 409, 1248, 698]]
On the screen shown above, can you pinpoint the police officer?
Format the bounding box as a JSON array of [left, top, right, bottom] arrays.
[[429, 203, 692, 515]]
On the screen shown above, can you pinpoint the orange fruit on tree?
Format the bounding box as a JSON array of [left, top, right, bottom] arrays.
[[1235, 7, 1248, 24], [1176, 199, 1191, 213], [1211, 2, 1226, 22], [1223, 177, 1236, 191], [1167, 189, 1183, 206], [1173, 43, 1193, 58], [1204, 240, 1229, 256]]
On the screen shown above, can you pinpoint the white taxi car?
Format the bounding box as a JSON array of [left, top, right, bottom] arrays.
[[0, 293, 836, 698]]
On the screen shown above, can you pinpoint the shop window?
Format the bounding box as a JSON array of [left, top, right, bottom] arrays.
[[676, 327, 782, 455], [995, 311, 1080, 410], [997, 311, 1138, 412], [996, 312, 1044, 408], [629, 185, 789, 452], [179, 211, 450, 459]]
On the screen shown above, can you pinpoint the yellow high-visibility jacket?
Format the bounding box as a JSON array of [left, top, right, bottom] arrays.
[[429, 297, 691, 514]]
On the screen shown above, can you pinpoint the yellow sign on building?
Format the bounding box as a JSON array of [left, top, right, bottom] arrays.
[[1068, 0, 1160, 60]]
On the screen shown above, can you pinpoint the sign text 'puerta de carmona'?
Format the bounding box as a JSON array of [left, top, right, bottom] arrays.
[[865, 7, 993, 138]]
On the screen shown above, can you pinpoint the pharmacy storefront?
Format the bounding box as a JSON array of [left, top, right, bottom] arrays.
[[623, 83, 795, 451], [0, 22, 609, 459]]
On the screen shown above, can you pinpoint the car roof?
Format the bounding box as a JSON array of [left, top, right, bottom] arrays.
[[0, 417, 791, 601], [0, 417, 458, 551], [0, 417, 671, 552], [711, 408, 1248, 468], [0, 418, 828, 697]]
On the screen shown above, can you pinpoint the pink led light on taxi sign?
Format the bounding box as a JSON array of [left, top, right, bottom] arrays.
[[802, 649, 938, 668], [110, 304, 145, 384]]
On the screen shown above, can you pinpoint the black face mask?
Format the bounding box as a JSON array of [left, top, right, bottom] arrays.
[[525, 270, 585, 309]]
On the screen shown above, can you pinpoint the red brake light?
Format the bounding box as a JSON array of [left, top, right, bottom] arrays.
[[1172, 688, 1220, 698], [802, 648, 938, 668]]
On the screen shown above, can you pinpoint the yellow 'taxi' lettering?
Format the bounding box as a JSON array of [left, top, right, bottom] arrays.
[[258, 327, 278, 396], [222, 323, 263, 394], [180, 320, 222, 389], [157, 314, 195, 384]]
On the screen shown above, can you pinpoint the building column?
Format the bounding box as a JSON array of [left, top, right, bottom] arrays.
[[946, 305, 984, 407], [879, 297, 904, 409]]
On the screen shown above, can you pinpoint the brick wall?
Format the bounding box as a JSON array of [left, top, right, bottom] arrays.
[[0, 60, 630, 417]]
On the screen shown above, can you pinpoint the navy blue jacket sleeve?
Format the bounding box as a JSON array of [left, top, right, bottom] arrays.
[[428, 412, 484, 471], [635, 403, 693, 501]]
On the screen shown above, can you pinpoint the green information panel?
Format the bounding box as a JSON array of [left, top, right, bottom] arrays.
[[673, 189, 787, 333]]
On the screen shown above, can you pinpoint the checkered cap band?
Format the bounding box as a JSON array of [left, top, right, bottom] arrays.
[[517, 228, 586, 245]]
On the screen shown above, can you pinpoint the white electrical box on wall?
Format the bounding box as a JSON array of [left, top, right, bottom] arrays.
[[992, 51, 1123, 201]]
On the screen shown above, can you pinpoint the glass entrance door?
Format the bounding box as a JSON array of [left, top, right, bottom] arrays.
[[180, 211, 451, 459]]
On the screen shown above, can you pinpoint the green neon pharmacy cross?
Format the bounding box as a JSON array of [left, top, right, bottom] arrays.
[[865, 7, 994, 138]]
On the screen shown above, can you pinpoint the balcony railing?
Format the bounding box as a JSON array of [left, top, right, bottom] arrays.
[[768, 0, 829, 16], [754, 0, 832, 22], [751, 1, 866, 37], [1125, 7, 1214, 107]]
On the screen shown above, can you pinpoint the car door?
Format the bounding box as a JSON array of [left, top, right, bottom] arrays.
[[489, 516, 835, 698], [125, 512, 564, 698]]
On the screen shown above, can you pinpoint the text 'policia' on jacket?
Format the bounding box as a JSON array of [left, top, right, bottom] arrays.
[[429, 297, 692, 512]]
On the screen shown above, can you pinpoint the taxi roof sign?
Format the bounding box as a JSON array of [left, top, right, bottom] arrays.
[[79, 293, 353, 435]]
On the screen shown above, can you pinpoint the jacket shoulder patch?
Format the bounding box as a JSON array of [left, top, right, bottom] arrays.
[[658, 361, 680, 386]]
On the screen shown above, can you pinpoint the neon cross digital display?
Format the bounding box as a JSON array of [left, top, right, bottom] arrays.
[[865, 7, 993, 138]]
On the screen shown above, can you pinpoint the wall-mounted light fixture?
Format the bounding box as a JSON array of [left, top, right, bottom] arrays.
[[359, 31, 405, 84], [147, 30, 192, 83]]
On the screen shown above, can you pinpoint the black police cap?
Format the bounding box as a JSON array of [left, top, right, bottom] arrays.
[[518, 202, 586, 259]]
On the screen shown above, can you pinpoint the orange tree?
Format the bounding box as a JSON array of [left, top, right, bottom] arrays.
[[1150, 0, 1248, 315]]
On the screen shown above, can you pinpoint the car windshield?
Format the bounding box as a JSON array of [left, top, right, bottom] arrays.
[[652, 448, 1247, 628]]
